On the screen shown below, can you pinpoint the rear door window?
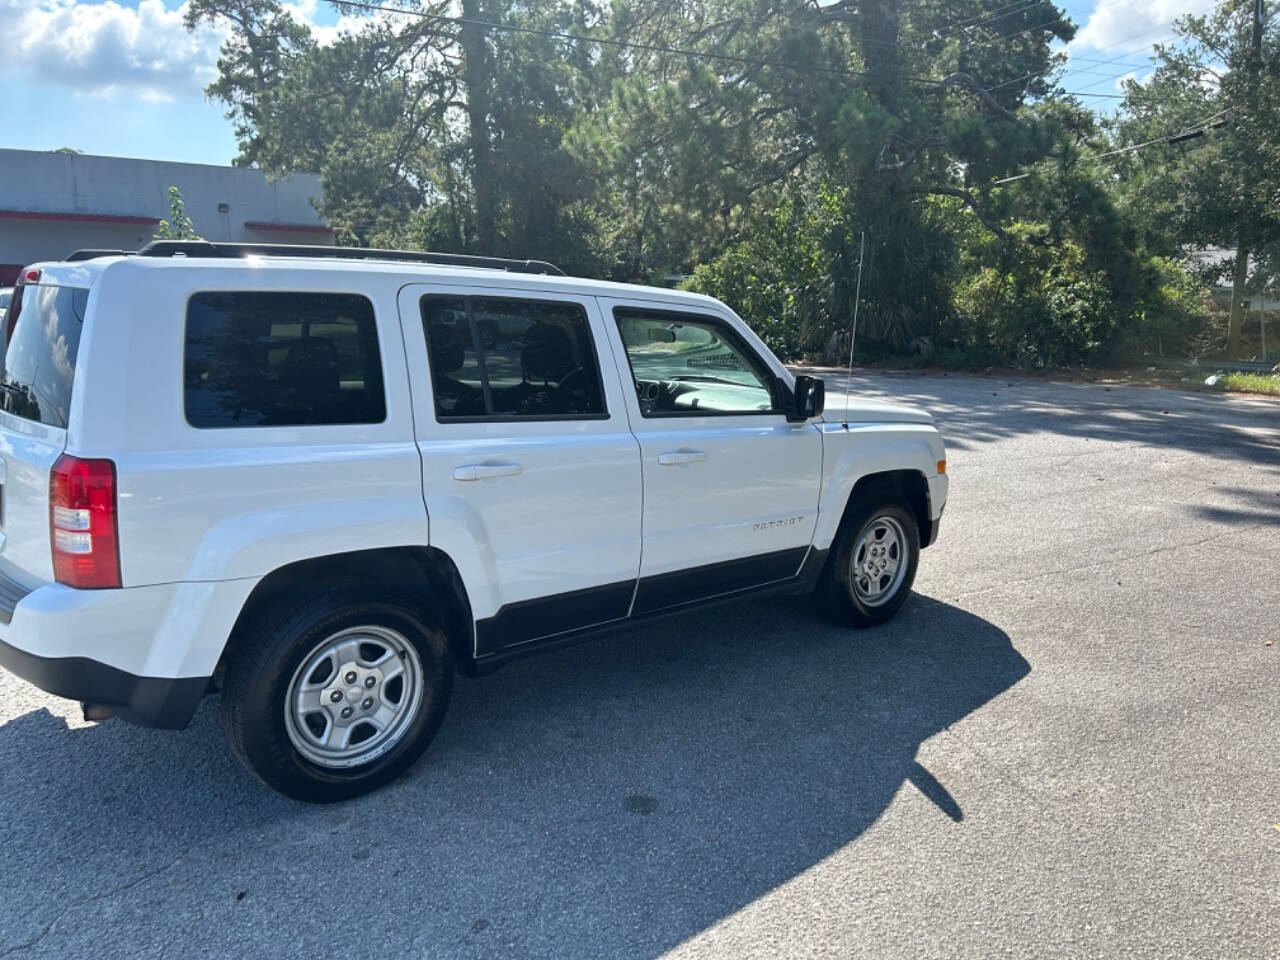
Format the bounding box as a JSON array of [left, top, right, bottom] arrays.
[[185, 291, 386, 428], [1, 284, 88, 428], [421, 296, 606, 420]]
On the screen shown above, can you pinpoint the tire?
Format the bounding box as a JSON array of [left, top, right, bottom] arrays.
[[220, 590, 453, 802], [818, 493, 920, 627]]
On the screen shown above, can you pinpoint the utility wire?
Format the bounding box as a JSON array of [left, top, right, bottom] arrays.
[[990, 108, 1231, 183], [335, 0, 1073, 85], [931, 0, 1041, 37], [932, 0, 1044, 38], [328, 0, 1173, 110], [332, 0, 942, 84], [985, 20, 1178, 100]]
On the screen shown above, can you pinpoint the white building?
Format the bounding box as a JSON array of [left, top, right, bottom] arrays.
[[0, 149, 332, 286]]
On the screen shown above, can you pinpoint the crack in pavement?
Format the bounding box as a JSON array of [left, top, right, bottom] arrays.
[[0, 851, 189, 958]]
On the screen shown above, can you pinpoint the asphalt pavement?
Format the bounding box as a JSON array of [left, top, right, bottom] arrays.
[[0, 371, 1276, 959]]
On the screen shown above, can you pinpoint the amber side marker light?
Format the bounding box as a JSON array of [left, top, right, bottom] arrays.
[[937, 460, 947, 475]]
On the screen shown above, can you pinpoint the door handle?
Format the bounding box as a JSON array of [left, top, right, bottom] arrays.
[[657, 449, 707, 466], [452, 462, 523, 481]]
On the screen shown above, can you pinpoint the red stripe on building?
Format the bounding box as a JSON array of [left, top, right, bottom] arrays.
[[243, 221, 333, 234], [0, 209, 160, 225]]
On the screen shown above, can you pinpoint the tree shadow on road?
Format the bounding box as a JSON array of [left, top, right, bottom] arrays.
[[0, 594, 1028, 958], [816, 371, 1280, 466]]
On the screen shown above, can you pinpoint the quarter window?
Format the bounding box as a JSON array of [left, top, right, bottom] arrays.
[[613, 308, 778, 416], [185, 291, 386, 428], [1, 284, 87, 428], [422, 296, 606, 420]]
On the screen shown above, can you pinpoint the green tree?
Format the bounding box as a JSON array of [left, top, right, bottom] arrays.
[[1112, 0, 1280, 358], [572, 0, 1078, 348], [187, 0, 608, 266], [153, 186, 203, 241]]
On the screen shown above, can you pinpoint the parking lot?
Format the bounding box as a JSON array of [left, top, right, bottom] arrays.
[[0, 371, 1275, 959]]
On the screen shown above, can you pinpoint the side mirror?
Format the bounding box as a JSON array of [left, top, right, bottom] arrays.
[[787, 374, 825, 422]]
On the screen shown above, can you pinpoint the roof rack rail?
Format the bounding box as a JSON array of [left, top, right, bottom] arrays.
[[135, 240, 565, 276], [65, 249, 130, 262]]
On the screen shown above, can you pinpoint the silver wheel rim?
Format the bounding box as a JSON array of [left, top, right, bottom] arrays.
[[851, 515, 909, 608], [284, 625, 424, 769]]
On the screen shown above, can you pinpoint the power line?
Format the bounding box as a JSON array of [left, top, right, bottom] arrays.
[[945, 15, 1070, 53], [335, 0, 1075, 84], [1093, 110, 1229, 158], [990, 108, 1231, 182], [984, 20, 1177, 99], [332, 0, 942, 85], [323, 0, 1169, 113], [932, 0, 1044, 38]]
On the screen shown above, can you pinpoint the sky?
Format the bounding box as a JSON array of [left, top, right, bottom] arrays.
[[0, 0, 1216, 167]]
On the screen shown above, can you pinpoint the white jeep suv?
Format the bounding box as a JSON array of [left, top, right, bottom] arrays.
[[0, 242, 947, 801]]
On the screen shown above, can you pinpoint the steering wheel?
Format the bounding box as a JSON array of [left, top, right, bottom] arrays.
[[558, 366, 587, 394]]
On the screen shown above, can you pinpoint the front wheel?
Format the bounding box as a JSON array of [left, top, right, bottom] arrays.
[[220, 591, 453, 802], [819, 497, 920, 627]]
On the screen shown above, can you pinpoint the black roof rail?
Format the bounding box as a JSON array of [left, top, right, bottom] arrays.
[[135, 240, 566, 276], [65, 249, 130, 262]]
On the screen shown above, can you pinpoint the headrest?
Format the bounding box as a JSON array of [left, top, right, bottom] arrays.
[[429, 322, 467, 374], [279, 337, 340, 393], [521, 321, 575, 382]]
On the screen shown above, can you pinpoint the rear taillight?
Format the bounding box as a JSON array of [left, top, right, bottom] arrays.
[[49, 454, 121, 589]]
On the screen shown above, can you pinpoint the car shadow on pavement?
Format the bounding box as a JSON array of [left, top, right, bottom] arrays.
[[0, 594, 1028, 959]]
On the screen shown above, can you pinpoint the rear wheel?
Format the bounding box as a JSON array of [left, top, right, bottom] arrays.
[[221, 591, 453, 802], [819, 495, 920, 627]]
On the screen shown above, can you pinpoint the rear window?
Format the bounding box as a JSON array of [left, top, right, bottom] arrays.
[[185, 291, 386, 428], [1, 284, 88, 428]]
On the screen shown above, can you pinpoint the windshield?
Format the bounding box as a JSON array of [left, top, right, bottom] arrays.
[[1, 284, 88, 428], [0, 289, 12, 310]]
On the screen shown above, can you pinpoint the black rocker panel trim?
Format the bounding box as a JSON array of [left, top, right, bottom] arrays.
[[474, 547, 829, 668], [474, 579, 635, 657], [630, 546, 810, 617], [474, 545, 816, 657]]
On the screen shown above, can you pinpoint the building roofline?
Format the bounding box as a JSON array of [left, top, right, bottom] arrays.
[[0, 209, 159, 226], [0, 147, 320, 180]]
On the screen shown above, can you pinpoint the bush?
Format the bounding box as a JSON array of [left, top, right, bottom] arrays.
[[1099, 255, 1220, 360], [953, 235, 1123, 367], [685, 183, 957, 362]]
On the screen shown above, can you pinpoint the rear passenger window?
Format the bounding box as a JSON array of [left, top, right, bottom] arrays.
[[421, 296, 606, 420], [185, 292, 385, 428]]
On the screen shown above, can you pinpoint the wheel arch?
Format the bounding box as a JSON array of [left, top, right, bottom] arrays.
[[837, 469, 933, 550], [218, 547, 480, 679]]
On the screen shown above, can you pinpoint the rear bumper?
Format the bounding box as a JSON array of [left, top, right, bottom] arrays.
[[0, 574, 257, 728], [0, 637, 207, 728]]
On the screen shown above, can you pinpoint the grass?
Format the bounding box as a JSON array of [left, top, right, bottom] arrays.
[[1210, 372, 1280, 396]]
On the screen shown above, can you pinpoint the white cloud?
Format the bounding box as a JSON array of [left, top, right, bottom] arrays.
[[0, 0, 225, 101], [1071, 0, 1215, 53], [1113, 69, 1154, 92], [0, 0, 365, 103]]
